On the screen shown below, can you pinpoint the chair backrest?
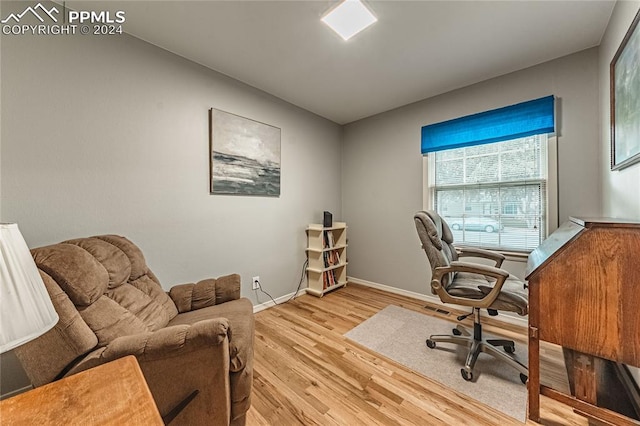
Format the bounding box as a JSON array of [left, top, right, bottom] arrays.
[[414, 211, 458, 291]]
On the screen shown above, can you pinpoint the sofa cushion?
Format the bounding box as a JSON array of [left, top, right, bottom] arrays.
[[94, 235, 148, 280], [32, 243, 108, 307], [79, 296, 150, 346], [107, 284, 173, 331], [130, 274, 178, 324], [14, 271, 99, 386], [64, 238, 131, 289], [93, 235, 178, 323]]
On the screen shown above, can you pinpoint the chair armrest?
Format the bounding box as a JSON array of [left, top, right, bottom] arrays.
[[432, 261, 509, 309], [169, 273, 241, 313], [455, 246, 505, 267]]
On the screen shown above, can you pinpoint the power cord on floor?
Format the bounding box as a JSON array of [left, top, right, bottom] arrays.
[[254, 259, 308, 306]]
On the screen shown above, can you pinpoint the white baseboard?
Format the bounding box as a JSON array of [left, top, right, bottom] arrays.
[[1, 384, 32, 401], [253, 288, 307, 313], [348, 276, 440, 304], [347, 276, 528, 328]]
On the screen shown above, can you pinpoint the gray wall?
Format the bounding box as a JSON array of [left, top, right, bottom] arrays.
[[342, 48, 601, 294], [599, 1, 640, 218], [1, 22, 341, 296], [1, 5, 341, 396]]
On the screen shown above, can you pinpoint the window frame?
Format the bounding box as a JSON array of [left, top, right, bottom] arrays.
[[422, 136, 559, 255]]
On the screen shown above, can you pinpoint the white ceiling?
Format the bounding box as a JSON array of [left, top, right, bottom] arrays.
[[68, 1, 615, 124]]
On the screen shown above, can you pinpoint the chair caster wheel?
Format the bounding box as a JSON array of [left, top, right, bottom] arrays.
[[461, 368, 473, 381], [452, 328, 462, 336], [426, 339, 436, 349], [504, 344, 515, 354], [520, 373, 528, 385]]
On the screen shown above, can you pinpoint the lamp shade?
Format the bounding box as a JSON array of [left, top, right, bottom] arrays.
[[0, 223, 58, 353]]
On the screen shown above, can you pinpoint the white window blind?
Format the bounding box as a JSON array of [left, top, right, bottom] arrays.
[[429, 135, 548, 252]]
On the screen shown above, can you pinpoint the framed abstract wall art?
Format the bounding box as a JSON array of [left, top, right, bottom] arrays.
[[610, 9, 640, 171], [209, 108, 281, 196]]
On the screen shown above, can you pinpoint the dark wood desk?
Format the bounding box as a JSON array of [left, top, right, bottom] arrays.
[[526, 217, 640, 425], [0, 356, 163, 425]]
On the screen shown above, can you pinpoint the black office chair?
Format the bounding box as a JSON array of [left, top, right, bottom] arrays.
[[414, 210, 529, 383]]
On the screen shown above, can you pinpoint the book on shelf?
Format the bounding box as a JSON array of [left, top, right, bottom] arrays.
[[323, 230, 335, 249], [322, 249, 341, 267], [322, 270, 337, 288], [325, 251, 338, 267]]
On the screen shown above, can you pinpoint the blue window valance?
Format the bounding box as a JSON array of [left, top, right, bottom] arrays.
[[421, 95, 555, 154]]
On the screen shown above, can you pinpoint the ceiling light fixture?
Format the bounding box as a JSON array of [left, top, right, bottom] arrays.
[[321, 0, 377, 41]]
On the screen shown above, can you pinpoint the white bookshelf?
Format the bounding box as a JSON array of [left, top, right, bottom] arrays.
[[305, 222, 347, 297]]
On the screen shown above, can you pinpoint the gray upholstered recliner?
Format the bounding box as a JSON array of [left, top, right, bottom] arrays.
[[14, 235, 253, 426], [414, 210, 528, 383]]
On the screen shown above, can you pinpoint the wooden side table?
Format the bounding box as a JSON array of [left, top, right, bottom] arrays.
[[0, 356, 163, 425]]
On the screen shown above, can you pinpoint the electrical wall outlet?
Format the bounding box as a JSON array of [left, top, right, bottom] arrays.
[[252, 276, 260, 290]]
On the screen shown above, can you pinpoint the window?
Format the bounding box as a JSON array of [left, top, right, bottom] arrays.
[[425, 135, 553, 252], [421, 96, 557, 252]]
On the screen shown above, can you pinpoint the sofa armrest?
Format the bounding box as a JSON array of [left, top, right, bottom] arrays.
[[169, 274, 241, 313], [67, 320, 234, 425], [104, 319, 230, 360]]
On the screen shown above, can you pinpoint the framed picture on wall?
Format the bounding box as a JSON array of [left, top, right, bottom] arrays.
[[209, 108, 281, 196], [610, 8, 640, 171]]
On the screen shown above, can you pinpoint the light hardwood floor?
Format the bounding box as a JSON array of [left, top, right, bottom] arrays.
[[247, 283, 588, 426]]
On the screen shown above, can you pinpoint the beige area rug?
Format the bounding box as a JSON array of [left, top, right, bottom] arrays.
[[344, 305, 528, 423]]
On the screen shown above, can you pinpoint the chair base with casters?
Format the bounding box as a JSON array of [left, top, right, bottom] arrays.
[[425, 307, 528, 383]]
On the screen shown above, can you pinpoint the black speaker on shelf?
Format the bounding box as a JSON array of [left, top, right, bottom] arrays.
[[323, 211, 333, 228]]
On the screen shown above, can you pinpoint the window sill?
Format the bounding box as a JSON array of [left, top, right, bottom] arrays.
[[499, 250, 530, 262], [455, 245, 530, 262]]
